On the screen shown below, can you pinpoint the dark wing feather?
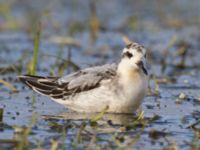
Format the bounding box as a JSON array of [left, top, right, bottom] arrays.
[[19, 75, 60, 94], [18, 63, 117, 100]]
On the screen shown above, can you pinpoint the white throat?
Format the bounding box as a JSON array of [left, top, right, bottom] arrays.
[[117, 59, 139, 78]]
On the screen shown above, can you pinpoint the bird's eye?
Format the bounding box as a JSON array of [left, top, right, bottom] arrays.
[[123, 51, 133, 59]]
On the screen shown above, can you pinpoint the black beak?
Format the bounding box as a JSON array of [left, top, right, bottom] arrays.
[[136, 61, 148, 75]]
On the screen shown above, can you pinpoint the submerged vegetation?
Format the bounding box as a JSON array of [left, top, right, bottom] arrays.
[[0, 0, 200, 149]]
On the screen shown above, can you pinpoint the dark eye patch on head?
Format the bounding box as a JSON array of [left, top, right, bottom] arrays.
[[122, 51, 133, 59]]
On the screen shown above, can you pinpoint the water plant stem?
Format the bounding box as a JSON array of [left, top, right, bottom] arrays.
[[30, 23, 41, 75]]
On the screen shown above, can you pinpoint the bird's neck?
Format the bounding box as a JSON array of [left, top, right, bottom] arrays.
[[117, 61, 140, 81], [117, 61, 148, 99]]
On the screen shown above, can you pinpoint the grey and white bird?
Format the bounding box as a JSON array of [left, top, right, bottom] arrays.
[[19, 42, 148, 113]]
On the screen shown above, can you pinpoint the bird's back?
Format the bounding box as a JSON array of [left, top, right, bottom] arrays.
[[18, 63, 117, 102]]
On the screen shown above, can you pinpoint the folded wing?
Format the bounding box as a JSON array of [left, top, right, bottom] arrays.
[[18, 63, 117, 100]]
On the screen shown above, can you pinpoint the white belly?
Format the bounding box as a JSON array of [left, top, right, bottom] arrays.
[[52, 77, 147, 113]]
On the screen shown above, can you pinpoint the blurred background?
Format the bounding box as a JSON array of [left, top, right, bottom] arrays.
[[1, 0, 200, 32], [0, 0, 200, 75], [0, 0, 200, 149]]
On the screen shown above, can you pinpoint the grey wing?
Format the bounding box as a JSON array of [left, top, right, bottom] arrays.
[[19, 63, 117, 100], [58, 63, 117, 93]]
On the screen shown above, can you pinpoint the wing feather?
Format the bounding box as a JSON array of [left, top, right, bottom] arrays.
[[18, 63, 117, 100]]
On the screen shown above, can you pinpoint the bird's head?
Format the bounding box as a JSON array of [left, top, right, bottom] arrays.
[[119, 42, 148, 75]]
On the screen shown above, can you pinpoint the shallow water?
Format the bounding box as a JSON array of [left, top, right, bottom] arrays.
[[0, 0, 200, 149]]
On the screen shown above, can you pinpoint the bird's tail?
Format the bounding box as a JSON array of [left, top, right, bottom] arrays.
[[18, 75, 59, 96]]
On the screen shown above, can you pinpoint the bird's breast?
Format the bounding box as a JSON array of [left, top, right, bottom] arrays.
[[118, 70, 148, 105]]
